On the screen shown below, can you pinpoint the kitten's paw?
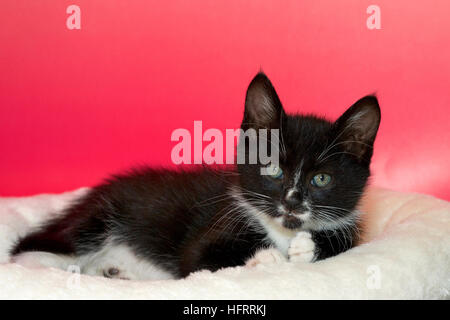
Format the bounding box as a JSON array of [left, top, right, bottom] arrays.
[[102, 267, 131, 280], [288, 231, 316, 263], [246, 248, 286, 267], [12, 251, 75, 270]]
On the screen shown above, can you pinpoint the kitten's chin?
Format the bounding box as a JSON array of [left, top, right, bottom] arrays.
[[281, 215, 303, 230]]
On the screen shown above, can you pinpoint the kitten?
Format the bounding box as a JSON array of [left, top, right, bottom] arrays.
[[11, 73, 380, 280]]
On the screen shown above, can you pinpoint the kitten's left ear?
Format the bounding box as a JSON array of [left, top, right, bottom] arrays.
[[334, 95, 381, 162]]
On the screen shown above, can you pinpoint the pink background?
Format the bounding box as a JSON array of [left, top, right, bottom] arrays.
[[1, 1, 449, 200]]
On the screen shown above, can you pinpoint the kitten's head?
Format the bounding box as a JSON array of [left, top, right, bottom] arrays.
[[235, 72, 380, 231]]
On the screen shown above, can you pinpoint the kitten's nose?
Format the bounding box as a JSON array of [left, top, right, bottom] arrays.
[[281, 190, 302, 211]]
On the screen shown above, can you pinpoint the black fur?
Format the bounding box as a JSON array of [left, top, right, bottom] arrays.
[[12, 72, 380, 278]]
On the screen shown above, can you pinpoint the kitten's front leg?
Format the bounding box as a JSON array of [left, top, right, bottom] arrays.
[[245, 247, 287, 267], [288, 229, 357, 262], [288, 231, 316, 263], [246, 228, 353, 267], [246, 232, 318, 267]]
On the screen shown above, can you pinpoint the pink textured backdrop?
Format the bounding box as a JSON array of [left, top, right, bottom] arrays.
[[1, 1, 449, 200]]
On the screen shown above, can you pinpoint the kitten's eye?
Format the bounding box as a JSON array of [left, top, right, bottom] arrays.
[[265, 164, 284, 179], [311, 173, 331, 187]]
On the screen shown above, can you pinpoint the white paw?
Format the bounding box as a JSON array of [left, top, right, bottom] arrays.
[[12, 251, 76, 270], [12, 252, 46, 268], [246, 248, 287, 267], [288, 231, 316, 263]]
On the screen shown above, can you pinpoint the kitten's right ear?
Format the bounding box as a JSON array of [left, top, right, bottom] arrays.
[[242, 72, 285, 131]]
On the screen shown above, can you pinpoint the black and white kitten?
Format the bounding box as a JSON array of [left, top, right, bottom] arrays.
[[11, 73, 380, 280]]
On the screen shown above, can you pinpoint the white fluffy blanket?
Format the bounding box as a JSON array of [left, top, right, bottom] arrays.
[[0, 187, 449, 299]]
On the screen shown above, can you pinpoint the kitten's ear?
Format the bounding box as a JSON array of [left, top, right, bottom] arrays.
[[242, 72, 285, 130], [334, 95, 381, 162]]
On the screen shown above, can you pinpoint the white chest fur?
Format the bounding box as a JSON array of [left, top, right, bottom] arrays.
[[255, 215, 297, 256]]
